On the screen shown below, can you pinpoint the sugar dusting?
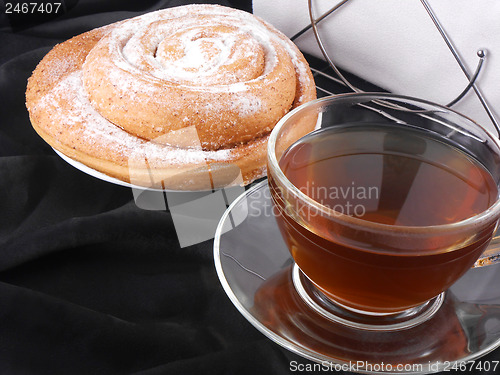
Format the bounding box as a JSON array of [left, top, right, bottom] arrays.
[[32, 5, 314, 172], [37, 71, 232, 164], [109, 7, 272, 86], [97, 4, 312, 114]]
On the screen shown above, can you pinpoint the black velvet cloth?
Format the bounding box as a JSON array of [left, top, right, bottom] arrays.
[[0, 1, 499, 374]]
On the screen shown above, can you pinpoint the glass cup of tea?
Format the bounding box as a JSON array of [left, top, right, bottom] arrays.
[[267, 93, 500, 330]]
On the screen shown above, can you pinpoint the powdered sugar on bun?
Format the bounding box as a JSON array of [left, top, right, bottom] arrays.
[[26, 5, 316, 190]]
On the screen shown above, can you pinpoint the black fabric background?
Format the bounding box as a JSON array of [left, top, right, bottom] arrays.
[[0, 0, 499, 374]]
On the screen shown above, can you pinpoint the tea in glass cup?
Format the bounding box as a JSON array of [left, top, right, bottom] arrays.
[[267, 94, 500, 328]]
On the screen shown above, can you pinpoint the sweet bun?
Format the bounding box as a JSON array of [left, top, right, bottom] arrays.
[[26, 4, 316, 190]]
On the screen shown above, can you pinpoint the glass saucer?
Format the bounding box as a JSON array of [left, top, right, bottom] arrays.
[[214, 181, 500, 374]]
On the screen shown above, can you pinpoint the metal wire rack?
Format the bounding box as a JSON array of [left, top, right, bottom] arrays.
[[292, 0, 500, 136]]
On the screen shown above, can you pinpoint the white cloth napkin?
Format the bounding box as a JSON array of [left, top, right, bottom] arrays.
[[254, 0, 500, 133]]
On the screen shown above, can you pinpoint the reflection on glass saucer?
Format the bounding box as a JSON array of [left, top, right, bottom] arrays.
[[214, 181, 500, 374]]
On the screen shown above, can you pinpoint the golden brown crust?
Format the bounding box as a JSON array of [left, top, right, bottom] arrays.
[[26, 5, 316, 190]]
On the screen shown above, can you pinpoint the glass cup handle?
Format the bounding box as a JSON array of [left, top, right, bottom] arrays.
[[474, 228, 500, 267]]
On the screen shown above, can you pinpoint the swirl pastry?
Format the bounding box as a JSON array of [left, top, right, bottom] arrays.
[[26, 4, 316, 190]]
